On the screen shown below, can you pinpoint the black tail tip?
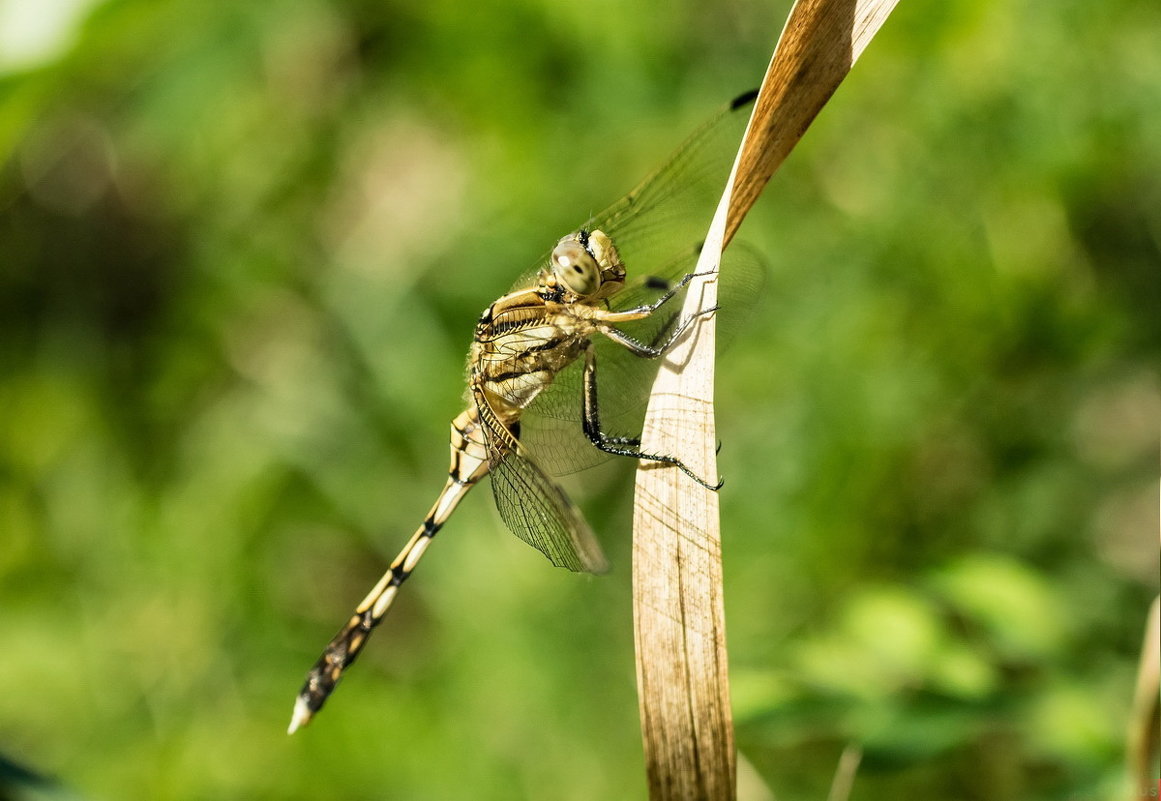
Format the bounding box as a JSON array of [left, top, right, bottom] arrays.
[[731, 89, 760, 110]]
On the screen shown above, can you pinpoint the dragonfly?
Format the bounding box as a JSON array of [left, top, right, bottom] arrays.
[[289, 90, 759, 733]]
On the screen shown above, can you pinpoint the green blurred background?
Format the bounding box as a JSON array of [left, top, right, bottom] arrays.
[[1, 0, 1157, 799]]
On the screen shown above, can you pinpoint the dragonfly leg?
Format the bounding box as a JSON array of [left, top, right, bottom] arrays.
[[597, 302, 719, 359], [601, 269, 718, 322], [580, 344, 723, 490]]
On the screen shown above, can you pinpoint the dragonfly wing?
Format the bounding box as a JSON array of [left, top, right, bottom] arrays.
[[470, 385, 608, 573], [490, 448, 609, 574], [507, 91, 756, 294], [582, 91, 756, 287]]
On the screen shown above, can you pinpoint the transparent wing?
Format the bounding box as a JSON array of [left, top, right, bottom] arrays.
[[584, 91, 757, 294], [509, 90, 757, 295], [490, 449, 609, 574], [470, 388, 608, 574]]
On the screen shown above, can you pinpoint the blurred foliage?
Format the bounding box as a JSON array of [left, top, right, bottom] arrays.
[[1, 0, 1158, 799]]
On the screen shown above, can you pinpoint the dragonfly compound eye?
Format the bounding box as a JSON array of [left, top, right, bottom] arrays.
[[551, 238, 601, 296]]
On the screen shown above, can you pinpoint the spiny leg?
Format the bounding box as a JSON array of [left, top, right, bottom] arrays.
[[579, 343, 723, 490], [619, 274, 727, 456], [604, 270, 716, 322], [579, 319, 676, 449], [598, 302, 719, 360]]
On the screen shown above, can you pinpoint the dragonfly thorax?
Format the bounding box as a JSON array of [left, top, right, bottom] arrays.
[[543, 229, 625, 302]]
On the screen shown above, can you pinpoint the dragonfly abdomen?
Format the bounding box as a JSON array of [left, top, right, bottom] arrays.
[[288, 408, 491, 733]]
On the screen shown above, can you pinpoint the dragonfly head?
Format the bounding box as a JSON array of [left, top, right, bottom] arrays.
[[546, 229, 625, 301]]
